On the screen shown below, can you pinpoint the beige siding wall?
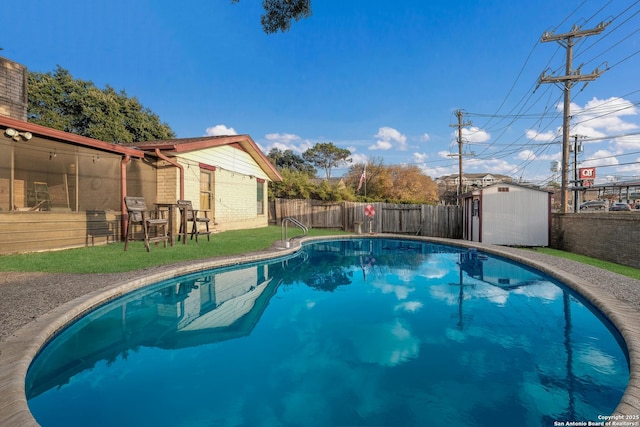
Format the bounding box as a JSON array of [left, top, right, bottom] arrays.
[[180, 159, 202, 207], [214, 168, 267, 231], [180, 146, 269, 180]]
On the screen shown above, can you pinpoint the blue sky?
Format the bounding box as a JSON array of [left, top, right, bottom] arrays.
[[5, 1, 640, 184]]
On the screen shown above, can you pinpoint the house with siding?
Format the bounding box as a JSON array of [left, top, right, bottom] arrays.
[[0, 56, 282, 253], [127, 136, 282, 232]]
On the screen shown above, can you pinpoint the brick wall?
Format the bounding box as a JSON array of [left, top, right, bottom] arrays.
[[551, 213, 640, 269], [156, 161, 178, 203], [0, 57, 28, 121]]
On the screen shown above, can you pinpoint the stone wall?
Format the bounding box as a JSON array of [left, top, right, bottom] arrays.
[[551, 213, 640, 269], [0, 57, 27, 121]]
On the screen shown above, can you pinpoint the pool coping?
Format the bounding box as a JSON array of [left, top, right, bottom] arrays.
[[1, 235, 639, 425]]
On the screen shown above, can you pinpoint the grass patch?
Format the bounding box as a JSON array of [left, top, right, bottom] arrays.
[[530, 247, 640, 280], [0, 226, 349, 274], [3, 228, 639, 280]]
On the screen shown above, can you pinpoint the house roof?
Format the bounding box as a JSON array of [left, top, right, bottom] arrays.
[[127, 134, 283, 182], [0, 115, 145, 158], [438, 173, 512, 180]]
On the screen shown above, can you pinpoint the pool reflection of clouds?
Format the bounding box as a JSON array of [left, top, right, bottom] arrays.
[[512, 282, 562, 302], [370, 281, 414, 300], [577, 346, 619, 376], [394, 301, 423, 312], [430, 280, 562, 308], [351, 319, 420, 367], [429, 284, 466, 306]]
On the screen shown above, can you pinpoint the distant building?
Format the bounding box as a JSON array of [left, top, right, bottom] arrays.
[[436, 173, 512, 204], [436, 173, 512, 191]]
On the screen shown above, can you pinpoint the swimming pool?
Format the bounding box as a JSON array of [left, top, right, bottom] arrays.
[[26, 239, 629, 426]]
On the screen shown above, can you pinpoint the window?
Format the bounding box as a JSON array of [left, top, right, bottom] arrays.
[[498, 187, 509, 193], [257, 179, 265, 215]]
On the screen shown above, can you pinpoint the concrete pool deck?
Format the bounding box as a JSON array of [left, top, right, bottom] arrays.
[[1, 236, 639, 425]]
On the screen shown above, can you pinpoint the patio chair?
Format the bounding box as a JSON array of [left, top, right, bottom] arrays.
[[177, 199, 211, 242], [124, 196, 169, 252]]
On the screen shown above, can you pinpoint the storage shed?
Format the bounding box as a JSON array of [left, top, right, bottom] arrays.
[[462, 182, 551, 246]]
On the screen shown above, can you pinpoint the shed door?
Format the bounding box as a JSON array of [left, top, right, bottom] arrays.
[[471, 198, 480, 242]]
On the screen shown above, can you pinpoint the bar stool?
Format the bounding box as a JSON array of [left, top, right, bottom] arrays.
[[177, 200, 211, 242]]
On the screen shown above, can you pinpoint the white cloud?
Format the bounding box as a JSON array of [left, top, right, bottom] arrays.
[[582, 149, 619, 168], [413, 152, 428, 163], [421, 165, 457, 179], [421, 133, 431, 142], [612, 134, 640, 151], [265, 132, 302, 144], [350, 153, 369, 165], [205, 124, 237, 136], [574, 97, 639, 133], [261, 132, 313, 154], [525, 129, 559, 142], [465, 157, 517, 174], [461, 126, 490, 144], [369, 139, 393, 150], [517, 149, 560, 162], [369, 127, 408, 151]]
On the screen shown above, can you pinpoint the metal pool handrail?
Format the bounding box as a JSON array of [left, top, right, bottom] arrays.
[[281, 217, 308, 248]]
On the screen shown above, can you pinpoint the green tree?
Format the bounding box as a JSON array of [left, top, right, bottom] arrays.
[[310, 179, 355, 202], [267, 148, 316, 175], [269, 168, 314, 199], [302, 142, 351, 180], [28, 66, 175, 142], [231, 0, 312, 33]]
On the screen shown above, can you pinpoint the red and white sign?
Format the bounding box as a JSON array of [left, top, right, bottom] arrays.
[[579, 167, 596, 179], [579, 167, 596, 187]]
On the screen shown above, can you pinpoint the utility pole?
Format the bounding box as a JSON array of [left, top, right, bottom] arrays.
[[539, 22, 609, 213], [449, 110, 472, 205]]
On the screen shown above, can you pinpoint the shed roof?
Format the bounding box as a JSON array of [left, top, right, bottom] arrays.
[[0, 115, 145, 158], [461, 181, 552, 198], [128, 134, 282, 182]]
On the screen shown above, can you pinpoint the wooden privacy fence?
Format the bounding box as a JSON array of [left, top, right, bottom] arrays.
[[269, 199, 463, 239]]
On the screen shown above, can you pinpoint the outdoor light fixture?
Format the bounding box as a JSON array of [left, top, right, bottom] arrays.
[[4, 128, 32, 141]]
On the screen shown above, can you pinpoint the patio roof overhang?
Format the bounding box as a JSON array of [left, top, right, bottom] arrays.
[[0, 115, 145, 158]]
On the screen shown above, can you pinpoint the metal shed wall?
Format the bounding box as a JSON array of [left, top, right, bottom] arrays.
[[481, 184, 549, 246]]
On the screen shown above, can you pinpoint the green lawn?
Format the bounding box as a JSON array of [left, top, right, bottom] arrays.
[[1, 228, 639, 281], [0, 226, 349, 274], [529, 247, 640, 280]]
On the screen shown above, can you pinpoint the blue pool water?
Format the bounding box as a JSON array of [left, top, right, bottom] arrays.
[[26, 239, 629, 427]]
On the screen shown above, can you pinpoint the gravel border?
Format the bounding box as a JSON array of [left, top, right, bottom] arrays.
[[1, 236, 639, 425]]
